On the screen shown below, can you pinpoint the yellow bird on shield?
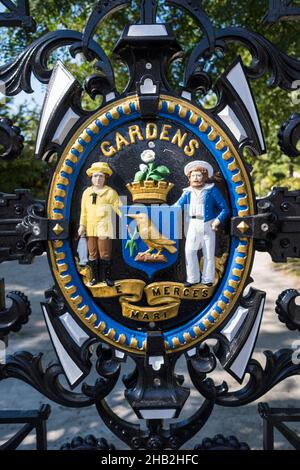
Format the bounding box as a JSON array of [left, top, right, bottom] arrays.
[[127, 213, 177, 256]]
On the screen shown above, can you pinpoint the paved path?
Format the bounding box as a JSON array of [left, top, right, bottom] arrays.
[[0, 252, 299, 450]]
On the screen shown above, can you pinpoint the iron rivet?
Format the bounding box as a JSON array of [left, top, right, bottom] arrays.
[[281, 202, 290, 212], [33, 225, 40, 236], [261, 223, 269, 232], [280, 238, 290, 248]]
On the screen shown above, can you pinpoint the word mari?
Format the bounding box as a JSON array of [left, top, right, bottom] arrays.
[[100, 123, 201, 157]]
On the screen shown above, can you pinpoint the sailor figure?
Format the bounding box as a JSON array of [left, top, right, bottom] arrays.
[[174, 161, 230, 287]]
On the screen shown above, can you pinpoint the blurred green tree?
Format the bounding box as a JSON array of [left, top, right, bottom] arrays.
[[0, 0, 300, 197]]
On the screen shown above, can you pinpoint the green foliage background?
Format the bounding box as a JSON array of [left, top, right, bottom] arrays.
[[0, 0, 300, 198]]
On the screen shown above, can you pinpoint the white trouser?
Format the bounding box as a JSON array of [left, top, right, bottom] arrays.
[[185, 219, 216, 284]]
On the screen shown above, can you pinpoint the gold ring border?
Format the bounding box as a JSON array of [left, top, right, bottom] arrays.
[[48, 94, 254, 355]]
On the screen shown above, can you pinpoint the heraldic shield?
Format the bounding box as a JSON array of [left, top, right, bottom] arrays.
[[120, 205, 181, 278]]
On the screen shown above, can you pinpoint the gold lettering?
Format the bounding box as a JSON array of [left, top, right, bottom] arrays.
[[202, 289, 209, 298], [131, 310, 140, 319], [183, 288, 190, 297], [116, 285, 123, 294], [160, 124, 172, 141], [143, 313, 150, 320], [171, 129, 187, 148], [146, 123, 158, 140], [152, 287, 161, 296], [164, 286, 170, 295], [100, 141, 116, 157], [128, 125, 144, 144], [184, 138, 200, 157], [193, 289, 199, 298], [153, 312, 166, 320], [154, 311, 167, 319], [115, 132, 130, 151], [173, 287, 180, 296]]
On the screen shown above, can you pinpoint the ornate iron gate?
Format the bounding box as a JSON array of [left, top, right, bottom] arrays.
[[0, 0, 300, 451]]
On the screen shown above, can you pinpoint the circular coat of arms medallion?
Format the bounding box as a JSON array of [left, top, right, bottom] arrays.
[[47, 95, 254, 355]]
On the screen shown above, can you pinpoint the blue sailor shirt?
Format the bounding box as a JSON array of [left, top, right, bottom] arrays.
[[174, 185, 230, 223]]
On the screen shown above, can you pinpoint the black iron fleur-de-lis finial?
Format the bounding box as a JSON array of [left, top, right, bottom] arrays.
[[140, 0, 158, 24]]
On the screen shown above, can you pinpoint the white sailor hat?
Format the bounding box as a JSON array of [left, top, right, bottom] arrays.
[[184, 160, 214, 178]]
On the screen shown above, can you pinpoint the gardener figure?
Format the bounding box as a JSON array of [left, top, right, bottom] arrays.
[[78, 162, 121, 286]]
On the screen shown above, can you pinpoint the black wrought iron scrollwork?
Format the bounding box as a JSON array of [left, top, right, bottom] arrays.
[[187, 344, 217, 376], [95, 343, 122, 378], [185, 27, 300, 91], [0, 279, 31, 338], [167, 0, 215, 54], [83, 344, 121, 401], [0, 342, 121, 408], [0, 352, 95, 407], [276, 289, 300, 331], [4, 343, 295, 449], [263, 0, 300, 25], [0, 118, 24, 161], [183, 67, 212, 96], [15, 200, 46, 257], [0, 190, 44, 264], [190, 349, 300, 407], [84, 73, 117, 103], [278, 113, 300, 158], [0, 30, 114, 96], [82, 0, 130, 61], [0, 0, 36, 31]]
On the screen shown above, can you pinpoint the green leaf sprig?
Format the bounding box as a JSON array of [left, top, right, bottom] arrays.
[[125, 225, 138, 258], [134, 162, 170, 182]]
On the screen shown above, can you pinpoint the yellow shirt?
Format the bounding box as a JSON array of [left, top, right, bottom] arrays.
[[79, 185, 121, 238]]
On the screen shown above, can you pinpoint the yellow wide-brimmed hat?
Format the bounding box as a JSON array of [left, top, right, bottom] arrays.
[[86, 162, 113, 177]]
